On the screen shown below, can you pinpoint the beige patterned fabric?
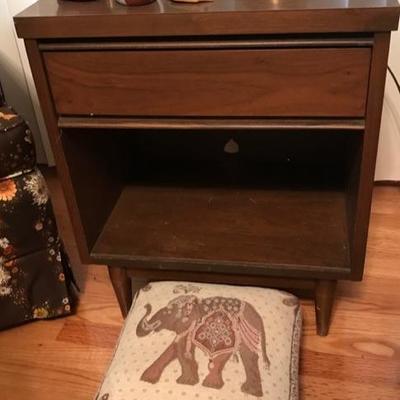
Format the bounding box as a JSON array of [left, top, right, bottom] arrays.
[[96, 281, 302, 400]]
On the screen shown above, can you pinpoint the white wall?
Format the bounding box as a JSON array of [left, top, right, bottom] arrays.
[[375, 30, 400, 181]]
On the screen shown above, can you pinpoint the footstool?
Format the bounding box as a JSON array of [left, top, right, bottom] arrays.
[[96, 281, 302, 400]]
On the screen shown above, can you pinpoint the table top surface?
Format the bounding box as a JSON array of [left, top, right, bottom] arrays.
[[16, 0, 400, 18], [14, 0, 400, 39]]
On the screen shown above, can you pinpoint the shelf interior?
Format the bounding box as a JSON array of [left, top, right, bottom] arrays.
[[92, 185, 349, 272], [62, 129, 359, 277]]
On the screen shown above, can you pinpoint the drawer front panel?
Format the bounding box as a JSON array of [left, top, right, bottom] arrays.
[[44, 48, 371, 117]]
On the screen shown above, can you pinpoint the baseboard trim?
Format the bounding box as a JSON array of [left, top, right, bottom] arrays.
[[374, 180, 400, 186]]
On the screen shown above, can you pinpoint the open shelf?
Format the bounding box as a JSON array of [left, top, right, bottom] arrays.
[[61, 129, 359, 279], [91, 185, 350, 278]]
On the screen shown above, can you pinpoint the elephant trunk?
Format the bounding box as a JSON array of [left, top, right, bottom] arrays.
[[136, 304, 162, 337]]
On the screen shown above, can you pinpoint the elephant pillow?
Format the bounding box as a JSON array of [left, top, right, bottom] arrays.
[[96, 281, 302, 400]]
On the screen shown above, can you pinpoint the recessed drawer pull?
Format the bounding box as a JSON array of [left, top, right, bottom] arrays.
[[57, 117, 366, 131], [38, 37, 374, 51]]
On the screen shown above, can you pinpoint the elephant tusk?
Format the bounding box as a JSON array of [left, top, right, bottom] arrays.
[[142, 318, 161, 331]]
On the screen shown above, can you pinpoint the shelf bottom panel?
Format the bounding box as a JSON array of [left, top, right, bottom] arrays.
[[91, 185, 350, 278]]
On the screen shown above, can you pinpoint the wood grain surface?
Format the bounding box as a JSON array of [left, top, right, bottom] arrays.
[[92, 185, 350, 278], [14, 0, 400, 38], [44, 48, 370, 117], [0, 169, 398, 399]]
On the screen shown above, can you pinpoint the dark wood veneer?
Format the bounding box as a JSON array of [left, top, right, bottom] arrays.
[[16, 0, 399, 335], [44, 48, 370, 117], [14, 0, 400, 38], [91, 185, 350, 278]]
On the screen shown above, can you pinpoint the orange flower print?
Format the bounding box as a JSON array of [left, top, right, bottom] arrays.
[[0, 180, 17, 202], [0, 111, 17, 121]]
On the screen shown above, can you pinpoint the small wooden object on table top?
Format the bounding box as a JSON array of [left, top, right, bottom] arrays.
[[14, 0, 400, 335]]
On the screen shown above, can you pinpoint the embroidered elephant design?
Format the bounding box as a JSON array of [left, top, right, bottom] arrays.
[[136, 295, 270, 397]]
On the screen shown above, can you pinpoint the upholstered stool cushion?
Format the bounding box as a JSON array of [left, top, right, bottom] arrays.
[[96, 281, 302, 400]]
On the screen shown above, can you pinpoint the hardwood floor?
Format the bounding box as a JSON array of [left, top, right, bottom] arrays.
[[0, 169, 399, 399]]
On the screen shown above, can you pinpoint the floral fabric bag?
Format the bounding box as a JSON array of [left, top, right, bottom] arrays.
[[0, 105, 75, 330]]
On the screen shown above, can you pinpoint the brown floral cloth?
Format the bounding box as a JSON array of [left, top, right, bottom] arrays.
[[0, 105, 35, 179], [0, 105, 75, 330]]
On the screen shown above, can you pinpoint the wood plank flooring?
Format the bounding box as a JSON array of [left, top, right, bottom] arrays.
[[0, 170, 399, 399]]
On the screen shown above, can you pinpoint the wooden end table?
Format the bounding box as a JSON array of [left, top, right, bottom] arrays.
[[15, 0, 400, 335]]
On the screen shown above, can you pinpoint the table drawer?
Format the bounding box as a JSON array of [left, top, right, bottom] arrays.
[[44, 48, 371, 118]]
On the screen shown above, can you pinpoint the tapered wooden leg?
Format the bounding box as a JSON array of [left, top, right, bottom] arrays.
[[315, 280, 337, 336], [108, 266, 132, 318]]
